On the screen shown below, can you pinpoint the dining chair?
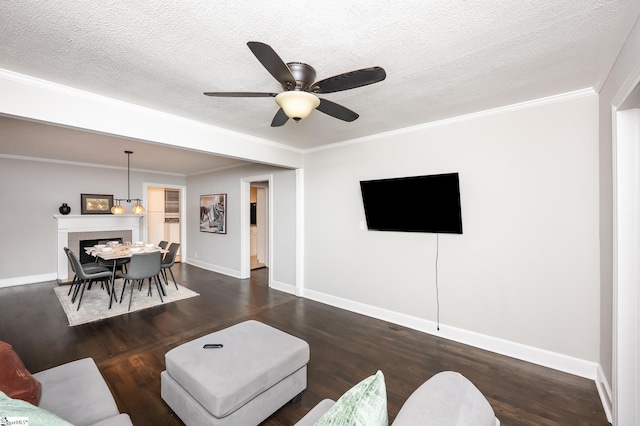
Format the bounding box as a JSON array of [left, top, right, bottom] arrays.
[[98, 255, 130, 275], [64, 247, 110, 296], [117, 251, 163, 311], [66, 246, 107, 274], [64, 247, 81, 294], [158, 241, 169, 250], [66, 248, 114, 311], [160, 242, 180, 290]]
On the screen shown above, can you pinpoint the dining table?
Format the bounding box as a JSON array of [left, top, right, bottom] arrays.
[[85, 244, 167, 309]]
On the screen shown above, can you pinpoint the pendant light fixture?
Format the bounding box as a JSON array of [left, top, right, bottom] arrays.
[[112, 150, 145, 215]]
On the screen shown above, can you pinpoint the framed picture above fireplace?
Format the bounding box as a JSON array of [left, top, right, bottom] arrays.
[[81, 193, 114, 215]]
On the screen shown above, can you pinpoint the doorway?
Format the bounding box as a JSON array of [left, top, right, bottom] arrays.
[[250, 183, 268, 270], [613, 84, 640, 425], [145, 184, 185, 262], [240, 175, 271, 280]]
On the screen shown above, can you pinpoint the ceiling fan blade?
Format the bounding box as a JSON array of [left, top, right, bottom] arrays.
[[316, 99, 359, 122], [247, 41, 296, 88], [312, 67, 386, 94], [203, 92, 277, 97], [271, 108, 289, 127]]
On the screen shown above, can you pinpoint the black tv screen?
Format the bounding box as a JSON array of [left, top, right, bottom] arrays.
[[360, 173, 463, 234]]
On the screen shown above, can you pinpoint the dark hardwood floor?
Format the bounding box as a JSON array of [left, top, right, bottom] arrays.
[[0, 264, 609, 425]]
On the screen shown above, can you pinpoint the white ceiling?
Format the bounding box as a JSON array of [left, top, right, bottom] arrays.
[[1, 1, 639, 175], [0, 116, 250, 175]]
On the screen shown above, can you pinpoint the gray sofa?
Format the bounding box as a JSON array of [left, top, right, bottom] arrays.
[[295, 371, 500, 426], [32, 357, 133, 426]]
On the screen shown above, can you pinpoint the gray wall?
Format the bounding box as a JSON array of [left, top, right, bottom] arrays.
[[0, 156, 185, 282], [302, 93, 601, 364], [186, 163, 298, 286], [0, 155, 298, 289]]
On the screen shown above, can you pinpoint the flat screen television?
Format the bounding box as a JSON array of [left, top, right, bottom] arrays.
[[360, 173, 463, 234]]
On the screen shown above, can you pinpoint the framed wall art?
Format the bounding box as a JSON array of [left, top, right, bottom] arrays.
[[200, 194, 226, 234], [81, 194, 114, 214]]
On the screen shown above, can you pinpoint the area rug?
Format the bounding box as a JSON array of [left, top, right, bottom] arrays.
[[54, 280, 199, 326]]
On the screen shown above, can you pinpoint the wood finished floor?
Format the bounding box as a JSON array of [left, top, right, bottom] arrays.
[[0, 264, 609, 425]]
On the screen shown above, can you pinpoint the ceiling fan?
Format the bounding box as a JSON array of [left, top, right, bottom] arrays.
[[204, 41, 386, 127]]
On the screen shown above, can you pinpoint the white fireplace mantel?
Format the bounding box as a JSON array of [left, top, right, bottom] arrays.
[[54, 214, 143, 281]]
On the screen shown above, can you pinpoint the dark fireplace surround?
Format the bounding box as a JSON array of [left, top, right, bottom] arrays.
[[78, 237, 123, 264]]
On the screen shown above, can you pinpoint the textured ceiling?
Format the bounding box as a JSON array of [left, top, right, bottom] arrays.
[[0, 1, 639, 174]]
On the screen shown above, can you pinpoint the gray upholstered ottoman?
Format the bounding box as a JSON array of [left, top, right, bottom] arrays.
[[161, 320, 309, 426]]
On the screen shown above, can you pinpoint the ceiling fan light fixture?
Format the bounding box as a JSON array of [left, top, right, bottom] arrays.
[[275, 91, 320, 121]]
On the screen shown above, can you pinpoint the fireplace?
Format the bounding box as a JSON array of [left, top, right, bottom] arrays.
[[54, 214, 142, 282], [79, 237, 123, 264]]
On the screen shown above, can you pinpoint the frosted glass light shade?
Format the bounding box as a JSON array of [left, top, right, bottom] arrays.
[[275, 91, 320, 121], [132, 203, 145, 215], [111, 204, 125, 214]]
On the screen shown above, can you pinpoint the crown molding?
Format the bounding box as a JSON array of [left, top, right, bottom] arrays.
[[305, 88, 597, 154]]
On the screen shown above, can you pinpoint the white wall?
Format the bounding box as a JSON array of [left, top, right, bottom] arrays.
[[303, 93, 600, 367], [0, 156, 185, 285], [598, 15, 640, 423], [186, 163, 297, 286]]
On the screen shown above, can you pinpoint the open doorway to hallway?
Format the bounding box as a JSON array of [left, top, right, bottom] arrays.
[[250, 182, 268, 271]]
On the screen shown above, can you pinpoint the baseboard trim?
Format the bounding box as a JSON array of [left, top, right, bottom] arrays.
[[596, 364, 613, 423], [270, 279, 296, 294], [183, 258, 242, 279], [0, 273, 58, 288], [4, 268, 602, 383], [302, 287, 599, 380]]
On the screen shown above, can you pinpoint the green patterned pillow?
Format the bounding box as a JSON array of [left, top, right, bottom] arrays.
[[314, 370, 388, 426], [0, 391, 72, 425]]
